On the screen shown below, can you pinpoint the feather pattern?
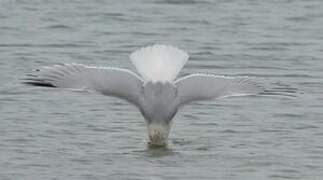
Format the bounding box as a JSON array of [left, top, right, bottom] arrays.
[[23, 63, 144, 105], [174, 74, 264, 106], [130, 44, 189, 83]]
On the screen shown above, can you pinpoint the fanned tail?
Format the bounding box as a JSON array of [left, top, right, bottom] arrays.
[[130, 44, 189, 82]]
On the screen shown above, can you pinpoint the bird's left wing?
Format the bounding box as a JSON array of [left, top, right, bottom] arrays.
[[23, 63, 144, 105], [174, 74, 264, 106]]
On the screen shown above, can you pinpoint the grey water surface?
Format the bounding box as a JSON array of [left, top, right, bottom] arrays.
[[1, 0, 323, 179]]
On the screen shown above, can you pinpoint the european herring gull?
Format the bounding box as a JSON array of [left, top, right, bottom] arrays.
[[23, 44, 264, 146]]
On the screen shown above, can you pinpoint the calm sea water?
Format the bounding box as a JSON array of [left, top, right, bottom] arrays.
[[1, 0, 323, 179]]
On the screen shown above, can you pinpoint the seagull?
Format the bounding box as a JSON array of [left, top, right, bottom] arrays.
[[23, 44, 264, 146]]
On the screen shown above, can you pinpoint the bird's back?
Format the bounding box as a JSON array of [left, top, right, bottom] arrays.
[[139, 81, 178, 123]]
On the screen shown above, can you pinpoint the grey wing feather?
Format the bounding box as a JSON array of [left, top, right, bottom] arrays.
[[174, 74, 264, 106], [23, 63, 144, 105]]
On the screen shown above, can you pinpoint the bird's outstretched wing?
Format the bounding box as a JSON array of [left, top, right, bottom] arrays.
[[23, 63, 144, 105], [174, 74, 264, 106]]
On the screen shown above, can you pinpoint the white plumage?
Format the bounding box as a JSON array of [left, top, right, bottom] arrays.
[[130, 44, 189, 82], [23, 44, 264, 146]]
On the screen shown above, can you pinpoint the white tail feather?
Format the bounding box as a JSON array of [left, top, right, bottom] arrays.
[[130, 44, 189, 82]]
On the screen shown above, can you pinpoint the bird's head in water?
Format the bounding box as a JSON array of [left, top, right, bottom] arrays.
[[140, 81, 178, 146], [146, 121, 172, 146]]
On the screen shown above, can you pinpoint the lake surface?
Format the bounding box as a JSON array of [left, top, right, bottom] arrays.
[[1, 0, 323, 179]]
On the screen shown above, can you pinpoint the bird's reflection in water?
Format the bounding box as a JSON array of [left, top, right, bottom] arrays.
[[144, 144, 175, 157], [130, 140, 176, 157]]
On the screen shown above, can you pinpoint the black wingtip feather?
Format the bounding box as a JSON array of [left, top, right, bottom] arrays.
[[22, 81, 56, 87], [22, 71, 57, 87]]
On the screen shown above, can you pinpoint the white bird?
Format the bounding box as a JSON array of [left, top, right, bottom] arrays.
[[24, 44, 264, 146]]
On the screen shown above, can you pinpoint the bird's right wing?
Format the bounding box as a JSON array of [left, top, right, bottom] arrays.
[[174, 74, 264, 106], [23, 63, 144, 105]]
